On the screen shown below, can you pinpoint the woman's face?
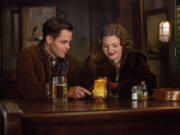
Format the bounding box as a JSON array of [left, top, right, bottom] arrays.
[[102, 35, 122, 64]]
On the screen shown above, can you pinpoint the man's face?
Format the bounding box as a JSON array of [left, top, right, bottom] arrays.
[[49, 29, 72, 58]]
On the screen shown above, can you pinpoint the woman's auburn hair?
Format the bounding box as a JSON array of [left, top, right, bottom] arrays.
[[87, 23, 133, 73], [99, 23, 133, 48]]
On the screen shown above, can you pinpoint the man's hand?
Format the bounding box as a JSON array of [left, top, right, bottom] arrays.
[[68, 86, 92, 99]]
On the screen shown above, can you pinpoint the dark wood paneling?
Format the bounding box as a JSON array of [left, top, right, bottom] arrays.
[[0, 0, 3, 71], [0, 71, 21, 100], [90, 0, 99, 54], [131, 0, 143, 49]]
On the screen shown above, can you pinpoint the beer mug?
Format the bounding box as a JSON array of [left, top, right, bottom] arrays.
[[51, 76, 68, 102]]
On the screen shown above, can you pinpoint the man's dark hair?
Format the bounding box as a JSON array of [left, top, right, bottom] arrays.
[[42, 17, 73, 43]]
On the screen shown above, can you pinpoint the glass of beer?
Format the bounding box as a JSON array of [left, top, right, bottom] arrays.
[[51, 76, 68, 102]]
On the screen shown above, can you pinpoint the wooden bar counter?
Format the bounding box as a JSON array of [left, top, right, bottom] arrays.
[[1, 99, 180, 135]]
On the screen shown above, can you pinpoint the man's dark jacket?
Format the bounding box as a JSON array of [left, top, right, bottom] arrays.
[[16, 43, 80, 99]]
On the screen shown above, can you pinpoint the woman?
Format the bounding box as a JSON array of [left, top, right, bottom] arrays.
[[79, 23, 157, 99]]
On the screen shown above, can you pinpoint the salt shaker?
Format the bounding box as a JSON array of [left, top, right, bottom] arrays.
[[131, 85, 138, 100]]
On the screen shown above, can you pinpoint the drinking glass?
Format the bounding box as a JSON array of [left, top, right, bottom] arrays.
[[51, 76, 68, 102]]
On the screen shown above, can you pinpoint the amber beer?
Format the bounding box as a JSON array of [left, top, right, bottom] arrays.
[[52, 76, 67, 102]]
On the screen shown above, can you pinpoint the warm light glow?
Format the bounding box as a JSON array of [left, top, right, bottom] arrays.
[[159, 21, 171, 43], [92, 79, 107, 99]]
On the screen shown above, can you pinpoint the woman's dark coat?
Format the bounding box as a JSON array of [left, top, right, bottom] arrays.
[[78, 48, 157, 99]]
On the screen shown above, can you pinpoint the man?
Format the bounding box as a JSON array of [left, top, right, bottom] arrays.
[[16, 17, 91, 99]]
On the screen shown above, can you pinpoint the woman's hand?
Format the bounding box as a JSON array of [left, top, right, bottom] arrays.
[[97, 76, 107, 80]]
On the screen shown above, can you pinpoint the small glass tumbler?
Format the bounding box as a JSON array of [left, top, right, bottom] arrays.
[[92, 79, 108, 102]]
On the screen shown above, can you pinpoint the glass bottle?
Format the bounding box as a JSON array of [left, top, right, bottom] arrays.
[[140, 80, 148, 100]]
